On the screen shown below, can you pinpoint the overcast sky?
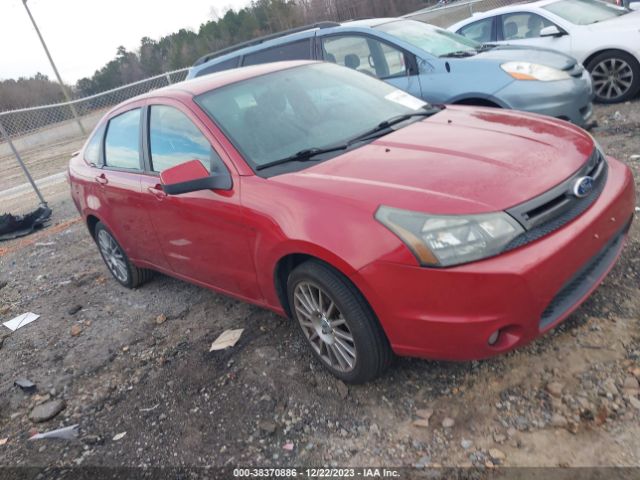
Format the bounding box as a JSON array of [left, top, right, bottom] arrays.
[[0, 0, 251, 83]]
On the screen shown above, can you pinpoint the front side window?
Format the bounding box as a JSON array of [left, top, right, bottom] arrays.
[[104, 109, 141, 170], [501, 13, 554, 40], [458, 18, 494, 43], [543, 0, 628, 24], [322, 35, 408, 78], [196, 63, 428, 170], [149, 105, 224, 173], [84, 124, 105, 165], [376, 20, 480, 57], [242, 40, 312, 66]]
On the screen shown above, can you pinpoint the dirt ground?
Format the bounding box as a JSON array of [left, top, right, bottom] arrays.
[[1, 100, 639, 474]]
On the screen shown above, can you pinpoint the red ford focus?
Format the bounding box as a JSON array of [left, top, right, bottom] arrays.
[[69, 61, 635, 383]]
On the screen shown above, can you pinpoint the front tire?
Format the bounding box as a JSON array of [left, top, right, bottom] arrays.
[[94, 222, 153, 288], [287, 260, 392, 384], [587, 51, 640, 104]]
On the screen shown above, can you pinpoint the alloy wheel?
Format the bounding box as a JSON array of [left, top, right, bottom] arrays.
[[293, 281, 357, 372], [591, 58, 634, 101], [97, 229, 129, 283]]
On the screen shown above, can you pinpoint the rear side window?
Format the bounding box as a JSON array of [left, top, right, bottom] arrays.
[[195, 57, 239, 77], [149, 105, 225, 173], [104, 109, 141, 170], [242, 40, 312, 66], [84, 124, 105, 165], [458, 18, 494, 43]]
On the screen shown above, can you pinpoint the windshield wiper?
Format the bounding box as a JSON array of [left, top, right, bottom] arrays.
[[477, 43, 498, 52], [255, 144, 348, 171], [345, 107, 442, 146], [255, 107, 442, 171], [439, 50, 477, 58]]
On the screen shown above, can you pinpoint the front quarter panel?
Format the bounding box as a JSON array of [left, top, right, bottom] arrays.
[[239, 176, 415, 312]]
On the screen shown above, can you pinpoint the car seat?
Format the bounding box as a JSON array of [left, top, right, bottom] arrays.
[[504, 22, 518, 39], [344, 54, 361, 70]]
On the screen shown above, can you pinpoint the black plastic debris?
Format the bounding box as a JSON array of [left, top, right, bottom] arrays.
[[14, 378, 37, 393], [0, 206, 52, 241]]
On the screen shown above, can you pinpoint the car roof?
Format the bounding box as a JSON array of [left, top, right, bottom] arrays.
[[191, 17, 405, 73], [119, 60, 316, 107], [452, 0, 558, 24]]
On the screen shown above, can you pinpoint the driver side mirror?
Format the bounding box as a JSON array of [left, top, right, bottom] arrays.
[[160, 159, 232, 195], [540, 25, 567, 38]]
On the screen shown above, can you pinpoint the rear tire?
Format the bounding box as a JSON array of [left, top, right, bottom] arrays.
[[94, 222, 153, 289], [287, 260, 392, 384], [586, 51, 640, 104]]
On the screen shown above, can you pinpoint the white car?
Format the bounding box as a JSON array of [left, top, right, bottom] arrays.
[[449, 0, 640, 103]]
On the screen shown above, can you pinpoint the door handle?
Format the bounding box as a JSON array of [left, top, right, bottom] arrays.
[[147, 185, 167, 200], [95, 174, 108, 185]]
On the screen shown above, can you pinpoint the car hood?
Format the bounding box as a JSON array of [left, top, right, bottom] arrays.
[[276, 106, 595, 215], [466, 45, 577, 70]]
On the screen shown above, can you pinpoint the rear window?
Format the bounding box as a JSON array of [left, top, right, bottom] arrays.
[[242, 40, 312, 66]]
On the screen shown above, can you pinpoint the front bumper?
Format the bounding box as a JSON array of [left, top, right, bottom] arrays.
[[351, 157, 635, 361], [497, 69, 594, 127]]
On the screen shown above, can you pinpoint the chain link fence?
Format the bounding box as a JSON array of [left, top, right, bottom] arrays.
[[405, 0, 529, 27], [0, 68, 189, 214]]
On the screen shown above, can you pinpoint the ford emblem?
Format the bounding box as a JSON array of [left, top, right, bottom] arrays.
[[573, 176, 594, 198]]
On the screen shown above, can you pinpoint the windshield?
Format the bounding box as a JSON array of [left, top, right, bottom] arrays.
[[543, 0, 628, 25], [196, 63, 428, 170], [376, 19, 480, 57]]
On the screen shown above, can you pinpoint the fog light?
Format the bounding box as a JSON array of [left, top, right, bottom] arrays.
[[488, 330, 500, 345]]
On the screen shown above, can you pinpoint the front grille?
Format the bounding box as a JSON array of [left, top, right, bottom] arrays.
[[504, 149, 607, 252], [539, 221, 629, 330]]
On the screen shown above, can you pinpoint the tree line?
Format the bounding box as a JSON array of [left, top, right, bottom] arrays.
[[1, 0, 431, 111]]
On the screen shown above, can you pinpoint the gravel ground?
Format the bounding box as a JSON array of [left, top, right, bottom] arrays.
[[0, 101, 639, 471]]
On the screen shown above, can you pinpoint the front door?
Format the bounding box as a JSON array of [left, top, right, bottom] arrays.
[[139, 102, 260, 301], [498, 12, 571, 53], [320, 34, 423, 98]]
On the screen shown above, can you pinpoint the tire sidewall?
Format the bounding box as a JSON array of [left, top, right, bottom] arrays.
[[95, 222, 134, 288], [587, 51, 640, 104], [287, 263, 381, 383]]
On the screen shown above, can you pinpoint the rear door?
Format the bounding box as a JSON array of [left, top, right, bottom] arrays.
[[318, 33, 422, 98], [139, 100, 260, 300], [97, 103, 164, 267]]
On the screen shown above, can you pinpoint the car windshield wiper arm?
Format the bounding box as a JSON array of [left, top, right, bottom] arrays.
[[477, 43, 497, 52], [255, 144, 349, 171], [440, 50, 477, 58], [255, 107, 442, 171], [345, 107, 442, 146]]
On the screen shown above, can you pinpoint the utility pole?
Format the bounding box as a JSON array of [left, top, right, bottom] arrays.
[[22, 0, 86, 135]]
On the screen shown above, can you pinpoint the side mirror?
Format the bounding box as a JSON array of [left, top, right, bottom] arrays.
[[160, 159, 232, 195], [540, 25, 567, 37]]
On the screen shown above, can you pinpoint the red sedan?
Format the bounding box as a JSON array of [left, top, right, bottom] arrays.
[[69, 61, 635, 383]]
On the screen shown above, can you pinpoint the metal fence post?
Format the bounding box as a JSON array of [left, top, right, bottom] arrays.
[[0, 119, 47, 207]]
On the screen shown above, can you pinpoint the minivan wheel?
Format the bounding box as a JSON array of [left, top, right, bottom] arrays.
[[587, 51, 640, 103], [287, 260, 392, 384], [94, 222, 153, 288]]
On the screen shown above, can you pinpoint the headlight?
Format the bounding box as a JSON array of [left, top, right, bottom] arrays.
[[501, 62, 570, 81], [375, 206, 525, 267]]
